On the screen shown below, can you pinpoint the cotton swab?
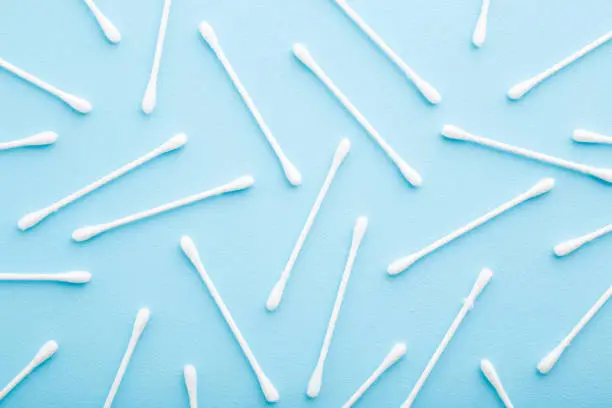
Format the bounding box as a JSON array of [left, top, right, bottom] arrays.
[[0, 340, 58, 401], [472, 0, 491, 48], [0, 131, 57, 150], [401, 268, 493, 408], [104, 308, 151, 408], [388, 178, 554, 275], [537, 286, 612, 374], [83, 0, 121, 44], [334, 0, 441, 104], [508, 29, 612, 100], [0, 58, 91, 113], [184, 365, 197, 408], [341, 343, 406, 408], [198, 23, 301, 187], [142, 0, 172, 114], [554, 223, 612, 257], [0, 271, 91, 284], [72, 175, 254, 242], [573, 129, 612, 145], [292, 44, 422, 187], [18, 133, 187, 231], [480, 360, 514, 408], [442, 125, 612, 183], [266, 139, 350, 312], [308, 217, 368, 398], [180, 236, 279, 403]]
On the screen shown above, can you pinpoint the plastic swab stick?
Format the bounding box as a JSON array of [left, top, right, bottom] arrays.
[[0, 271, 91, 284], [83, 0, 121, 43], [181, 236, 279, 403], [72, 175, 254, 242], [0, 131, 57, 150], [266, 139, 350, 311], [198, 23, 301, 186], [104, 308, 150, 408], [18, 133, 187, 231], [388, 178, 554, 275], [573, 129, 612, 145], [184, 365, 197, 408], [442, 125, 612, 183], [554, 223, 612, 257], [537, 286, 612, 374], [401, 268, 493, 408], [142, 0, 172, 114], [341, 343, 407, 408], [508, 29, 612, 100], [307, 217, 368, 398], [472, 0, 490, 48], [292, 44, 422, 187], [480, 360, 514, 408], [334, 0, 441, 104]]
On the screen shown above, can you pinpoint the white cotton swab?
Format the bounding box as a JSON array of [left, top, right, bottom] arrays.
[[18, 133, 187, 231], [341, 343, 407, 408], [388, 178, 554, 275], [0, 271, 91, 284], [554, 223, 612, 257], [537, 286, 612, 374], [308, 217, 368, 398], [198, 23, 302, 187], [266, 139, 350, 312], [401, 268, 493, 408], [472, 0, 491, 48], [142, 0, 172, 114], [184, 365, 197, 408], [83, 0, 121, 44], [181, 236, 279, 403], [104, 308, 151, 408], [0, 131, 57, 150], [334, 0, 441, 104], [573, 129, 612, 145], [292, 44, 422, 187], [480, 360, 514, 408], [72, 175, 254, 242], [442, 125, 612, 183], [508, 29, 612, 100]]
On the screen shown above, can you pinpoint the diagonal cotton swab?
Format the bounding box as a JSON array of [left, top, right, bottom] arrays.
[[334, 0, 441, 104], [72, 175, 254, 242], [181, 236, 279, 403], [537, 286, 612, 374], [480, 360, 514, 408], [0, 271, 91, 284], [573, 129, 612, 145], [388, 178, 554, 275], [341, 343, 406, 408], [442, 125, 612, 183], [266, 139, 350, 311], [83, 0, 121, 43], [198, 23, 301, 186], [472, 0, 491, 48], [184, 365, 197, 408], [401, 268, 493, 408], [308, 217, 368, 398], [293, 44, 422, 187], [18, 133, 187, 231], [104, 308, 151, 408], [0, 340, 58, 401], [554, 223, 612, 257], [0, 131, 57, 150], [508, 29, 612, 100], [142, 0, 172, 114]]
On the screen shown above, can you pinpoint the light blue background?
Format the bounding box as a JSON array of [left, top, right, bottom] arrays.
[[0, 0, 611, 407]]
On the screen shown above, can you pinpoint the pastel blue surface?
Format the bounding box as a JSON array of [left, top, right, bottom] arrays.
[[0, 0, 611, 407]]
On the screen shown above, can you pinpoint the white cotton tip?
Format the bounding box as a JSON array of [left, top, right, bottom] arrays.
[[441, 124, 472, 141], [184, 364, 197, 389], [266, 280, 284, 312], [554, 238, 586, 257], [507, 80, 536, 100], [480, 359, 495, 376], [474, 268, 494, 294], [387, 253, 419, 276], [134, 308, 151, 334], [198, 22, 219, 47], [63, 95, 92, 114], [537, 344, 564, 374], [57, 271, 92, 284], [160, 133, 188, 153], [526, 178, 555, 198], [181, 236, 202, 266], [354, 217, 368, 242], [335, 138, 351, 161], [387, 343, 408, 364], [284, 160, 303, 187], [397, 161, 423, 187], [141, 82, 157, 114], [260, 374, 280, 403], [228, 175, 255, 191], [18, 209, 50, 231], [292, 43, 316, 70], [100, 19, 121, 44], [307, 364, 323, 398], [414, 78, 442, 105], [21, 131, 58, 146], [588, 168, 612, 183], [572, 129, 612, 144], [472, 21, 487, 48], [34, 340, 59, 365], [72, 225, 104, 242]]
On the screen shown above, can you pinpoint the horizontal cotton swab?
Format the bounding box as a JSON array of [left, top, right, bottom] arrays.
[[83, 0, 121, 43], [72, 175, 254, 242], [142, 0, 172, 114], [554, 223, 612, 257], [184, 365, 197, 408], [472, 0, 491, 48], [18, 133, 187, 231], [480, 360, 514, 408], [198, 23, 301, 187], [573, 129, 612, 145], [442, 125, 612, 183], [537, 286, 612, 374], [334, 0, 441, 104], [308, 217, 368, 398], [0, 271, 91, 284], [266, 139, 350, 311], [388, 178, 554, 275], [0, 131, 57, 150], [401, 268, 493, 408], [293, 43, 422, 186], [181, 236, 279, 403]]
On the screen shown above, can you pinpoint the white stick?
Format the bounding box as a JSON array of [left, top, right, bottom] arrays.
[[308, 217, 368, 398], [198, 23, 302, 187], [401, 268, 493, 408], [104, 308, 151, 408], [554, 223, 612, 257], [472, 0, 491, 48], [537, 286, 612, 374], [266, 139, 350, 311], [184, 365, 197, 408], [508, 29, 612, 100], [442, 125, 612, 183], [181, 236, 279, 403], [18, 133, 187, 231], [480, 360, 514, 408], [341, 343, 406, 408], [72, 175, 254, 242], [0, 131, 57, 150], [334, 0, 441, 104], [573, 129, 612, 145], [142, 0, 172, 114], [83, 0, 121, 44], [0, 58, 91, 113], [0, 271, 91, 284], [0, 340, 58, 401], [292, 44, 422, 187], [388, 178, 554, 275]]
